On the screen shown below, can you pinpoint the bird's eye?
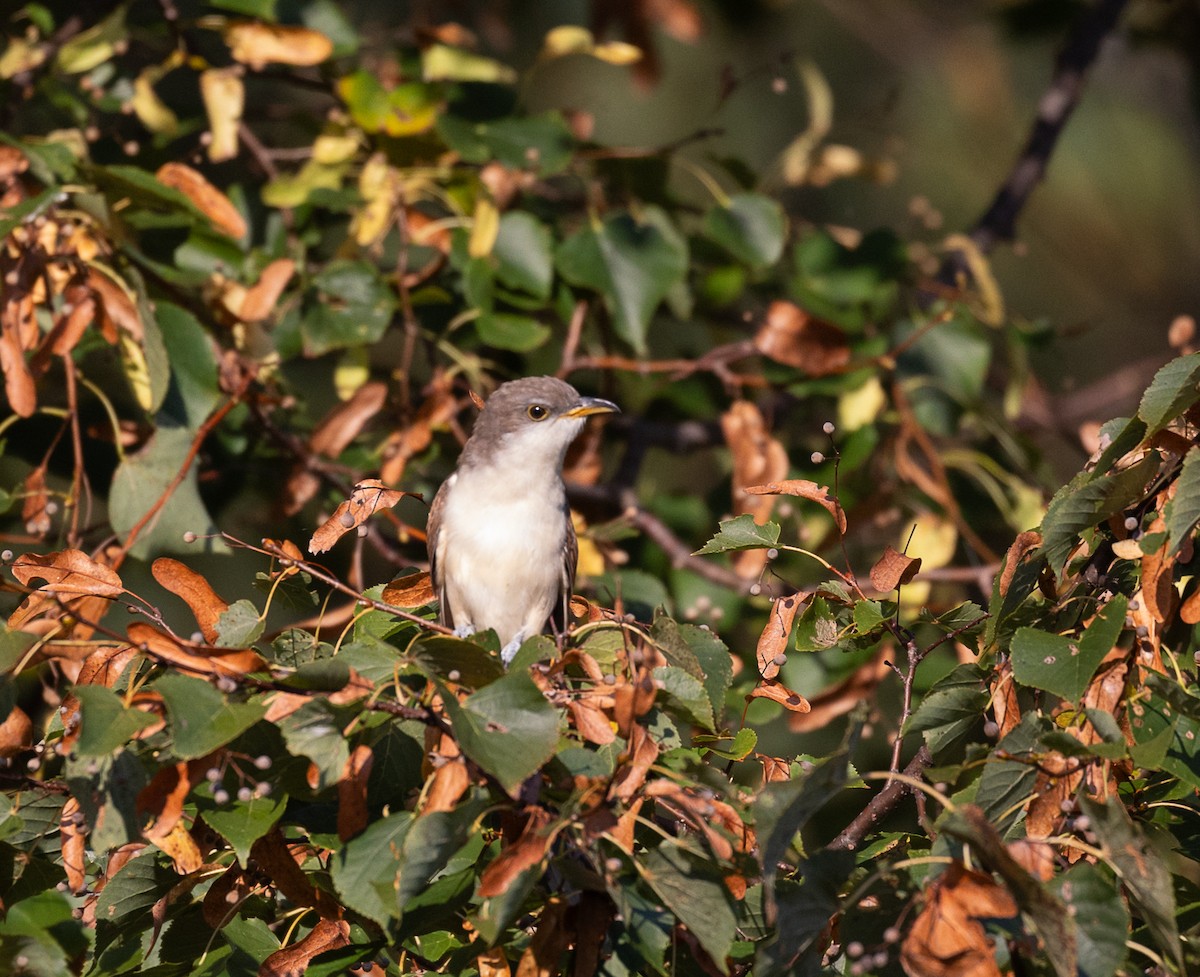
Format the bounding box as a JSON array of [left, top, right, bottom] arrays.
[[527, 404, 549, 421]]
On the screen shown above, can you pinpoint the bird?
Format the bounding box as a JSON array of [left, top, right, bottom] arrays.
[[426, 376, 619, 664]]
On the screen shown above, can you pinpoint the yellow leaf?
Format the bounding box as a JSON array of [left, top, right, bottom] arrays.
[[334, 347, 370, 401], [200, 67, 244, 164], [837, 374, 886, 432], [468, 197, 500, 259], [119, 331, 153, 412], [312, 132, 361, 166], [0, 38, 48, 79], [421, 44, 517, 84], [540, 25, 596, 59], [590, 41, 643, 66], [132, 70, 179, 136], [224, 22, 333, 70], [350, 154, 399, 247], [943, 233, 1006, 327]]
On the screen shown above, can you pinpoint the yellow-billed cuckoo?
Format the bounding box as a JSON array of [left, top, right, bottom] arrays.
[[427, 376, 619, 664]]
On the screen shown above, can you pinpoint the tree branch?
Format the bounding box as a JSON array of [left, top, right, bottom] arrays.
[[826, 745, 931, 852]]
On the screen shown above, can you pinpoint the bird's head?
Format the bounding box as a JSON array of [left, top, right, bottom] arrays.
[[461, 376, 619, 472]]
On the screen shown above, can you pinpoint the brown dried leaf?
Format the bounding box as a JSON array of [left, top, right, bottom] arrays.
[[382, 571, 436, 608], [478, 808, 553, 898], [202, 863, 248, 927], [1006, 839, 1055, 882], [1140, 515, 1178, 624], [0, 320, 36, 417], [12, 549, 124, 597], [61, 797, 87, 893], [753, 300, 850, 375], [745, 479, 847, 534], [337, 745, 373, 842], [46, 290, 96, 358], [379, 374, 458, 485], [87, 267, 143, 342], [128, 621, 266, 677], [152, 558, 229, 644], [998, 530, 1042, 598], [611, 673, 657, 740], [748, 678, 811, 713], [138, 758, 211, 841], [0, 705, 33, 758], [260, 918, 351, 977], [721, 400, 789, 579], [224, 22, 334, 70], [155, 820, 204, 875], [308, 478, 409, 554], [249, 828, 336, 915], [756, 592, 803, 681], [76, 644, 140, 689], [900, 861, 1017, 977], [568, 700, 616, 745], [21, 465, 51, 537], [869, 545, 921, 592], [1181, 577, 1200, 625], [515, 897, 569, 977], [789, 649, 891, 733], [608, 723, 659, 802], [423, 757, 470, 815], [477, 947, 513, 977], [990, 659, 1021, 740], [309, 381, 389, 458], [238, 258, 295, 322], [156, 162, 247, 240], [759, 754, 791, 783]]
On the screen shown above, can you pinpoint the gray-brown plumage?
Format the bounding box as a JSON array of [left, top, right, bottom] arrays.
[[427, 376, 618, 664]]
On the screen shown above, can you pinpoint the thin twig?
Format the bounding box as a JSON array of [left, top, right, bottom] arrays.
[[827, 745, 932, 852]]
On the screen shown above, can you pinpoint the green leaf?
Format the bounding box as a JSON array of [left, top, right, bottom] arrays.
[[204, 795, 287, 866], [652, 666, 714, 731], [94, 848, 176, 925], [906, 663, 988, 759], [65, 751, 145, 852], [155, 303, 222, 429], [1138, 352, 1200, 434], [852, 599, 887, 634], [475, 312, 551, 352], [641, 844, 737, 974], [395, 797, 488, 911], [1052, 862, 1129, 977], [1039, 453, 1159, 569], [56, 6, 127, 73], [694, 514, 780, 554], [440, 671, 561, 794], [72, 686, 158, 757], [278, 699, 354, 790], [437, 112, 574, 174], [1166, 446, 1200, 554], [1079, 796, 1183, 973], [215, 600, 265, 648], [703, 193, 786, 269], [408, 636, 505, 688], [556, 207, 688, 354], [109, 427, 225, 560], [974, 715, 1041, 835], [794, 596, 839, 652], [493, 211, 554, 298], [155, 673, 265, 760], [1010, 595, 1127, 702], [697, 727, 757, 761], [331, 812, 414, 925], [1129, 672, 1200, 788]]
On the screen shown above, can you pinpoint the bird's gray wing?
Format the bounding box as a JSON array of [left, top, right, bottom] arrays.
[[426, 476, 454, 629], [553, 501, 578, 636]]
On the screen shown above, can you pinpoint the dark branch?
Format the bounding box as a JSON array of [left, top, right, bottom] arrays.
[[826, 745, 932, 852]]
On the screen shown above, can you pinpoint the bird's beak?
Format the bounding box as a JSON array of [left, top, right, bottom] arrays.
[[563, 396, 620, 419]]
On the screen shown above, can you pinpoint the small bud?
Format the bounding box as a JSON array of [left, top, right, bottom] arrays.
[[255, 781, 272, 797], [1073, 814, 1090, 831], [226, 889, 239, 904], [237, 786, 253, 803], [749, 583, 762, 596], [884, 927, 901, 944], [766, 548, 779, 560], [605, 857, 622, 872], [1135, 625, 1149, 638], [771, 76, 787, 94], [983, 720, 999, 738], [773, 653, 787, 666], [872, 951, 889, 969], [603, 674, 617, 686], [846, 942, 864, 959], [339, 511, 356, 528], [254, 754, 272, 770], [0, 549, 12, 562], [213, 788, 230, 805], [206, 767, 221, 782], [447, 669, 461, 682], [822, 421, 835, 435], [1124, 516, 1138, 531], [183, 531, 197, 543], [810, 451, 825, 464], [26, 757, 40, 772], [190, 631, 204, 644]]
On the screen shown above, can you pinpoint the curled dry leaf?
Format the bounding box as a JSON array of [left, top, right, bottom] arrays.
[[156, 162, 247, 240], [128, 621, 265, 677], [722, 399, 789, 579], [45, 288, 96, 359], [155, 821, 204, 875], [1140, 512, 1178, 624], [309, 478, 410, 554], [21, 465, 51, 536], [199, 67, 244, 163], [12, 549, 124, 597], [259, 918, 351, 977], [516, 898, 571, 977], [755, 593, 803, 680], [309, 382, 389, 458], [900, 861, 1018, 977], [238, 258, 295, 322], [138, 757, 212, 841], [568, 700, 617, 745], [87, 267, 142, 342], [476, 947, 512, 977], [1006, 839, 1055, 882], [753, 300, 850, 376], [337, 744, 374, 842], [748, 678, 811, 713], [380, 374, 458, 485], [0, 704, 33, 758], [759, 754, 791, 783], [422, 757, 470, 814], [998, 530, 1042, 598], [478, 808, 554, 898], [869, 545, 921, 593], [250, 829, 340, 916], [788, 649, 891, 733], [152, 557, 229, 644], [224, 22, 334, 69], [381, 570, 436, 608], [0, 319, 36, 417], [608, 723, 659, 803], [61, 798, 87, 894], [745, 478, 847, 534]]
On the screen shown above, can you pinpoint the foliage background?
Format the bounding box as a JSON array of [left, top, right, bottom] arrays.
[[2, 1, 1200, 975]]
